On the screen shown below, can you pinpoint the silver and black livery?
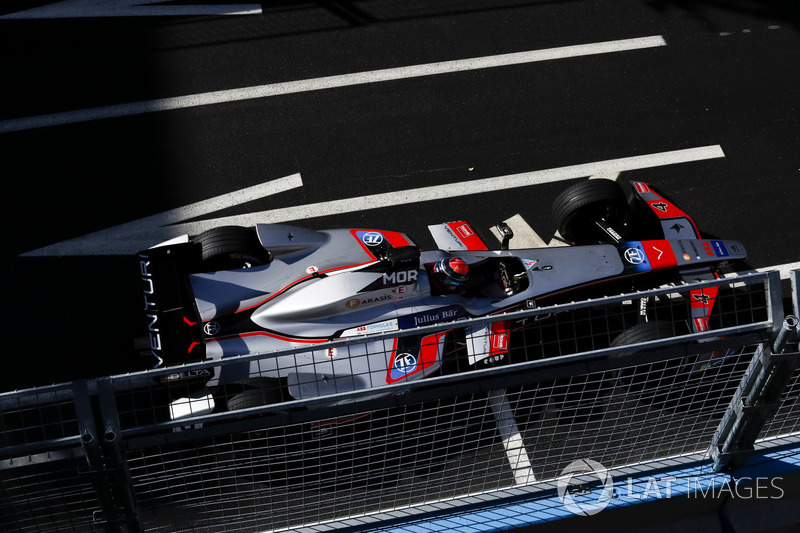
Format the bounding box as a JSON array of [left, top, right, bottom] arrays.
[[137, 180, 747, 420]]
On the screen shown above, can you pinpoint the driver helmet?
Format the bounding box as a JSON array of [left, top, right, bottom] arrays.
[[433, 257, 470, 291]]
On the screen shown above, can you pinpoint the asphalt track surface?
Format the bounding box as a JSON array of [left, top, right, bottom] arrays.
[[2, 1, 799, 394]]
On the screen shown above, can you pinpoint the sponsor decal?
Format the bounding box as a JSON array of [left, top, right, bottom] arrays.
[[674, 239, 693, 262], [305, 265, 319, 274], [442, 221, 488, 250], [689, 241, 701, 260], [145, 312, 163, 367], [360, 293, 393, 305], [634, 182, 651, 193], [386, 332, 446, 383], [670, 223, 686, 234], [361, 231, 384, 246], [523, 259, 538, 269], [341, 319, 400, 337], [606, 226, 623, 241], [620, 242, 652, 272], [690, 286, 719, 333], [492, 336, 507, 350], [399, 305, 465, 328], [711, 240, 730, 257], [139, 257, 164, 368], [382, 269, 418, 285], [346, 293, 395, 309], [492, 331, 509, 351], [693, 293, 711, 305], [624, 247, 646, 265], [325, 348, 337, 358], [702, 241, 715, 257], [646, 240, 678, 270], [203, 321, 221, 336], [443, 225, 466, 248], [352, 229, 412, 253], [466, 325, 492, 365], [455, 223, 474, 239], [691, 287, 718, 310], [391, 353, 418, 378], [140, 260, 157, 311], [159, 369, 213, 383]]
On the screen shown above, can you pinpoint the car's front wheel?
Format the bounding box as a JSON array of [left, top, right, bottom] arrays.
[[552, 179, 629, 244]]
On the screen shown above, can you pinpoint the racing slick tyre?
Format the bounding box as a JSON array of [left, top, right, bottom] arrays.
[[194, 226, 271, 271], [610, 321, 686, 410], [227, 378, 285, 411], [609, 320, 676, 358], [552, 179, 628, 244]]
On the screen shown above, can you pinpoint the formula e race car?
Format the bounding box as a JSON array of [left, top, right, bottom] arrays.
[[137, 179, 747, 421]]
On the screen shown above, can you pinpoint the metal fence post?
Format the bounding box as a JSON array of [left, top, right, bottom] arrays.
[[97, 377, 143, 533], [73, 379, 144, 533], [710, 315, 800, 471], [74, 379, 121, 531]]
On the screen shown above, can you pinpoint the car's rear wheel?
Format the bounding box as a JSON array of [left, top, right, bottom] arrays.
[[227, 378, 285, 411], [552, 179, 629, 244], [194, 226, 271, 271]]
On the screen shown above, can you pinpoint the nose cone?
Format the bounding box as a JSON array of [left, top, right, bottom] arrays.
[[249, 272, 398, 337]]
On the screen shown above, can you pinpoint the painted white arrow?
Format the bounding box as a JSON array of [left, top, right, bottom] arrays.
[[0, 0, 261, 19], [22, 173, 303, 257]]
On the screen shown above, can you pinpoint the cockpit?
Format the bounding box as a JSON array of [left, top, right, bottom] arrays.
[[426, 256, 529, 298], [367, 246, 530, 301]]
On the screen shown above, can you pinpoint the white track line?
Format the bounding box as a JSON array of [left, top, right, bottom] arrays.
[[126, 173, 303, 230], [490, 214, 548, 249], [746, 262, 800, 281], [198, 145, 724, 225], [489, 389, 536, 485], [21, 145, 724, 256], [20, 174, 304, 256], [0, 0, 261, 19], [493, 172, 622, 247], [0, 36, 666, 133]]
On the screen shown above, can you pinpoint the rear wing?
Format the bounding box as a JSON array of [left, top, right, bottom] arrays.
[[428, 221, 489, 251], [137, 243, 206, 370]]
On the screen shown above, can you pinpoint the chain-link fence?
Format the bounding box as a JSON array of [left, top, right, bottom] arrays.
[[1, 270, 797, 532]]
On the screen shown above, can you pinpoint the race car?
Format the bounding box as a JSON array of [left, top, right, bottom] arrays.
[[136, 179, 747, 421]]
